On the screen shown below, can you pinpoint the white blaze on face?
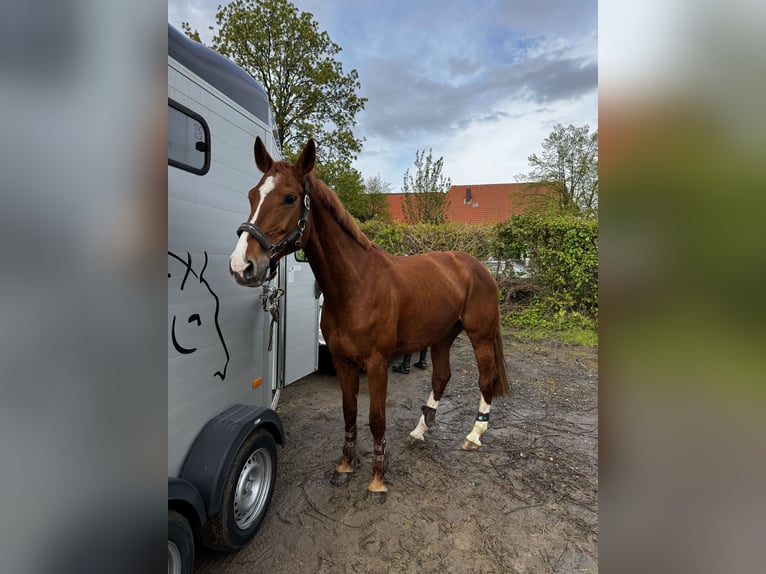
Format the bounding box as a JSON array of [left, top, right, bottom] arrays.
[[229, 175, 278, 276]]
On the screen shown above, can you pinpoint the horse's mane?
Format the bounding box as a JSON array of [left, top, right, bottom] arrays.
[[307, 173, 374, 250]]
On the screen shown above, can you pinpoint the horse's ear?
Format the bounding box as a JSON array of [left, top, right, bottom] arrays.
[[294, 139, 316, 178], [254, 136, 273, 173]]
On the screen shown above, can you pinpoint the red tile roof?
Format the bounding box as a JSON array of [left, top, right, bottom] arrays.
[[385, 183, 554, 224]]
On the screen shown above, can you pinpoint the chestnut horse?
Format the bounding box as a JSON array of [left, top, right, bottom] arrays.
[[229, 138, 508, 498]]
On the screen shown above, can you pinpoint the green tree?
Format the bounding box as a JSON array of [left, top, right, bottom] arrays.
[[313, 160, 366, 219], [182, 0, 366, 164], [401, 149, 452, 224], [362, 175, 392, 222], [517, 124, 598, 216]]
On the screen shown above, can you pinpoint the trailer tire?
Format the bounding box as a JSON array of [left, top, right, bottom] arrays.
[[168, 510, 194, 574], [202, 429, 277, 551]]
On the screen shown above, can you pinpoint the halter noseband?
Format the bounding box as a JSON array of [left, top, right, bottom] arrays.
[[236, 178, 311, 282]]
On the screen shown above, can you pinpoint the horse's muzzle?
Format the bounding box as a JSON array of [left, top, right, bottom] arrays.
[[229, 256, 270, 287]]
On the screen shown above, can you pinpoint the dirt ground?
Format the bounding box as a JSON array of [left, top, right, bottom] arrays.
[[195, 333, 598, 573]]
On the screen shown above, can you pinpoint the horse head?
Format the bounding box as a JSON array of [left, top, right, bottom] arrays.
[[169, 251, 230, 380], [229, 137, 316, 287]]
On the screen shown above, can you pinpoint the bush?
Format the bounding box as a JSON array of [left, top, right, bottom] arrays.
[[495, 214, 598, 319], [360, 221, 494, 260]]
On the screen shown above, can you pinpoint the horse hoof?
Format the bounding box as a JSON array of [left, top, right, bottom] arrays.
[[331, 471, 352, 486], [460, 439, 481, 450], [367, 490, 387, 504], [409, 430, 425, 441]]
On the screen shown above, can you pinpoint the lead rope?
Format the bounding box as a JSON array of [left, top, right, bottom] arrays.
[[260, 286, 284, 351]]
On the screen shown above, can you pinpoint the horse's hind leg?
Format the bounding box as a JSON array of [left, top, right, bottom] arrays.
[[410, 322, 462, 440], [460, 335, 496, 450]]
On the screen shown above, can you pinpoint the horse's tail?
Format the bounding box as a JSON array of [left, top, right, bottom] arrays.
[[492, 331, 510, 398]]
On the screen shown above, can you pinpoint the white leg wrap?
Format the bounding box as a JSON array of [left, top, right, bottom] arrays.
[[410, 391, 439, 440], [465, 421, 489, 446], [410, 415, 429, 440], [464, 396, 491, 446]]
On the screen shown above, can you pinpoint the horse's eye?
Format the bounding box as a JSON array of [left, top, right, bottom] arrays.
[[284, 194, 298, 205]]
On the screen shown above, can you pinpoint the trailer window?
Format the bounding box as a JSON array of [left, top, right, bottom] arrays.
[[168, 99, 210, 175]]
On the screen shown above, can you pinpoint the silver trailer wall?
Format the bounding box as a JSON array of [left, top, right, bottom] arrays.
[[168, 77, 273, 476], [167, 27, 320, 574], [168, 25, 319, 478], [169, 41, 279, 477]]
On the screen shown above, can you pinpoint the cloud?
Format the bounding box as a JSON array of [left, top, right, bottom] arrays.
[[495, 0, 598, 38], [357, 48, 596, 143], [442, 91, 598, 185], [447, 57, 478, 78], [354, 88, 597, 191], [168, 1, 218, 44], [504, 56, 599, 102], [301, 0, 598, 187], [168, 0, 598, 188]]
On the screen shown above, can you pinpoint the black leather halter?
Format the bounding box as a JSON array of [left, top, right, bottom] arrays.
[[236, 178, 311, 282]]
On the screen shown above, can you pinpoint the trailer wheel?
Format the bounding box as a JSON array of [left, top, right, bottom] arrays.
[[202, 429, 277, 551], [168, 510, 194, 574]]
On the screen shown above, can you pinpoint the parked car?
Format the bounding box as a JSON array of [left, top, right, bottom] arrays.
[[484, 258, 531, 278]]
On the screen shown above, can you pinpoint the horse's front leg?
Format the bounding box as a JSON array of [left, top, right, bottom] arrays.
[[365, 354, 389, 498], [331, 356, 360, 485]]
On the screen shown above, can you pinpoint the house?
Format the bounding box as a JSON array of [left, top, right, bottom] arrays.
[[385, 183, 553, 224]]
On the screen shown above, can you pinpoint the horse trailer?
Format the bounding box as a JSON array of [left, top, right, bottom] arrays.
[[167, 24, 319, 574]]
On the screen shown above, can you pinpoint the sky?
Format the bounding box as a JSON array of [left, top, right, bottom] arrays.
[[168, 0, 597, 192]]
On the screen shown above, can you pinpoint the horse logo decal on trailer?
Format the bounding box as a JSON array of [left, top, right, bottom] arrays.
[[168, 250, 230, 381]]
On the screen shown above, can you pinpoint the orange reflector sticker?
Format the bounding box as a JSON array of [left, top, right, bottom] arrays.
[[252, 377, 263, 389]]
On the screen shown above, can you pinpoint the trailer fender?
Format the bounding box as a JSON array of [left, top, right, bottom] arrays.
[[179, 404, 285, 517], [168, 477, 207, 528]]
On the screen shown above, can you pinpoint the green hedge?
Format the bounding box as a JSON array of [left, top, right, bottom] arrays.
[[359, 220, 495, 260], [495, 214, 598, 317], [359, 215, 598, 326]]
